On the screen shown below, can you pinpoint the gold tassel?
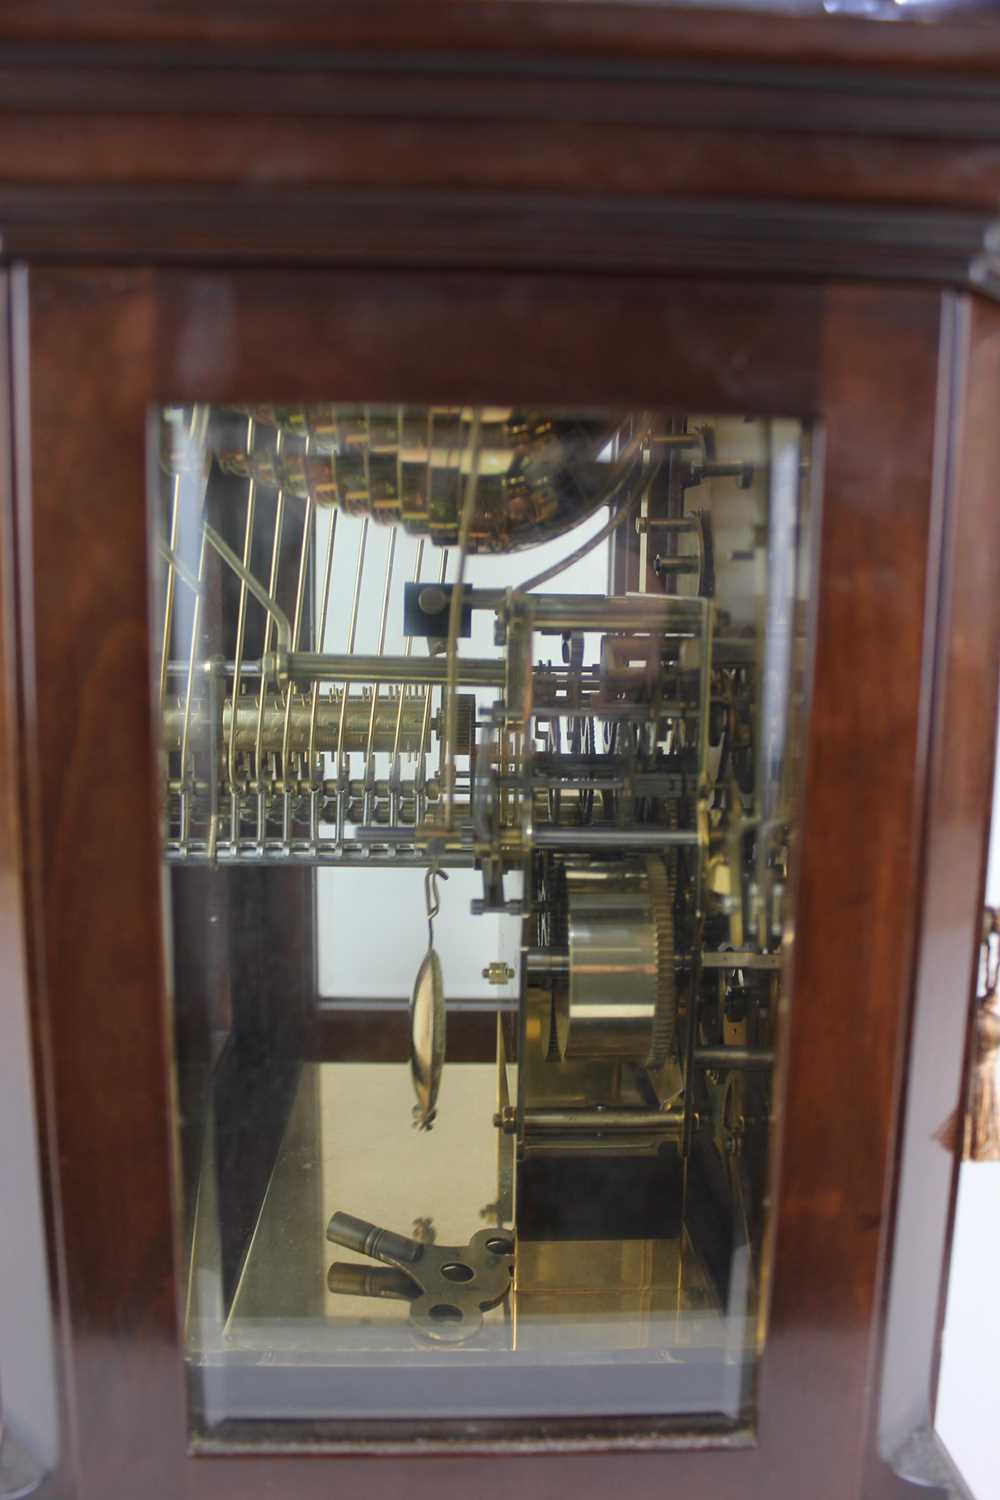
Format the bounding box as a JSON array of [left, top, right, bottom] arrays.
[[937, 907, 1000, 1162], [964, 992, 1000, 1161]]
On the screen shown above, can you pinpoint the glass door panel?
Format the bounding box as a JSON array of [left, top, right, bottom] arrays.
[[151, 403, 814, 1439]]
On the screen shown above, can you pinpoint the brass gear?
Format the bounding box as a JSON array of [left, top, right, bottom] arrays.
[[644, 851, 677, 1069]]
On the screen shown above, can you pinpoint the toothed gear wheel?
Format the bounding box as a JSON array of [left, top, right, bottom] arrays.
[[644, 851, 677, 1068]]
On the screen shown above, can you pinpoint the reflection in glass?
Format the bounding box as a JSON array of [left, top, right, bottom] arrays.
[[152, 406, 813, 1438]]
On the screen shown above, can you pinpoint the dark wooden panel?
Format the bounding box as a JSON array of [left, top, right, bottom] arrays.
[[153, 268, 824, 415], [14, 267, 187, 1500], [14, 269, 951, 1500]]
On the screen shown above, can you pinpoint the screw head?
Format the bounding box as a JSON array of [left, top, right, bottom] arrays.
[[418, 585, 448, 615]]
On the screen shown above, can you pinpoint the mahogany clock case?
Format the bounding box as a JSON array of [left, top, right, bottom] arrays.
[[2, 7, 1000, 1500]]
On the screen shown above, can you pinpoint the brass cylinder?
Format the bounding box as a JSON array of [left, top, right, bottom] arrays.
[[556, 860, 660, 1061], [162, 692, 474, 757]]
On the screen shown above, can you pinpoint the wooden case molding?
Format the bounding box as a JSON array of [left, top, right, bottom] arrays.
[[0, 189, 999, 299], [2, 1, 1000, 72], [2, 7, 1000, 282]]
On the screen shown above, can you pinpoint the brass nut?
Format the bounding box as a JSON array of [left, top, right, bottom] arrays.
[[482, 962, 516, 985]]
